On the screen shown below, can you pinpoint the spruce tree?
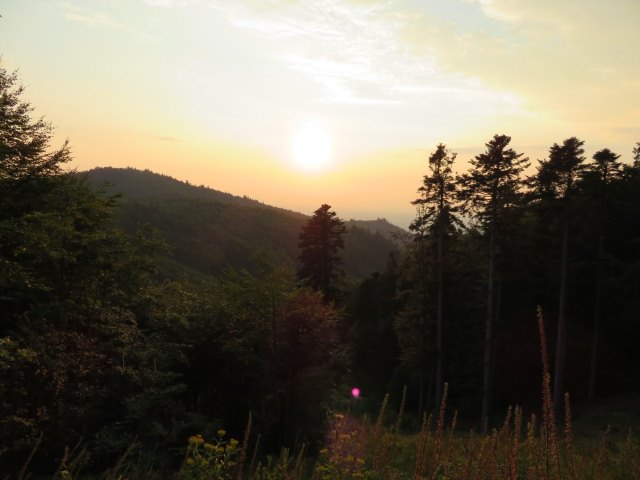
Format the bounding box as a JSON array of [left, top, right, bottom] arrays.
[[533, 137, 586, 413], [409, 143, 460, 412], [583, 148, 622, 400], [457, 134, 529, 426], [297, 204, 346, 301]]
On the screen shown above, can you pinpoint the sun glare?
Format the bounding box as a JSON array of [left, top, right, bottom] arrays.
[[290, 121, 332, 173]]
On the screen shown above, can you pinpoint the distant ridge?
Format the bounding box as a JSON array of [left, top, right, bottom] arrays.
[[85, 167, 307, 219], [346, 218, 409, 247], [82, 167, 405, 279]]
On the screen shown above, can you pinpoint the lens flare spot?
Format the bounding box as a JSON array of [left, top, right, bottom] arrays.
[[351, 387, 360, 399]]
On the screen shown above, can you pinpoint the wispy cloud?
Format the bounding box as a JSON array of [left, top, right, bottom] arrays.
[[141, 0, 199, 7], [153, 135, 182, 142], [210, 0, 520, 110], [61, 3, 126, 29], [60, 2, 152, 39]]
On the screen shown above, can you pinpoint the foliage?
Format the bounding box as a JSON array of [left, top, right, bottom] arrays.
[[3, 56, 640, 479], [409, 143, 461, 237], [179, 431, 241, 480], [457, 134, 529, 229], [297, 204, 346, 301], [84, 168, 400, 281]]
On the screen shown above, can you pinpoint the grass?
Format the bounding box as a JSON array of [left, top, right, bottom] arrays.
[[17, 307, 640, 479]]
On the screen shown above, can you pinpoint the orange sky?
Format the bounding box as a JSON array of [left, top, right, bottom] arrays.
[[1, 0, 638, 227]]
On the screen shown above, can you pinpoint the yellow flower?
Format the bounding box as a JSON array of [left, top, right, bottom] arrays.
[[229, 438, 239, 447], [186, 458, 195, 465], [216, 447, 225, 454], [319, 448, 329, 455], [217, 429, 226, 437], [204, 443, 215, 451]]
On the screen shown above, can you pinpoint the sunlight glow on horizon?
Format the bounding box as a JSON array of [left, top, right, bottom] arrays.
[[1, 0, 638, 227], [289, 120, 333, 173]]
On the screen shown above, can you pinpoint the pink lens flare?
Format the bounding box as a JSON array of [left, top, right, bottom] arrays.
[[351, 387, 360, 398]]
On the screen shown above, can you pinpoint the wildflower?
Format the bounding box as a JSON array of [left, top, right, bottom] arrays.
[[204, 443, 215, 451], [186, 458, 195, 466], [217, 429, 226, 437]]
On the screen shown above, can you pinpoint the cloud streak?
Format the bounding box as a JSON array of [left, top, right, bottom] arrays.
[[61, 3, 127, 29], [211, 0, 521, 112]]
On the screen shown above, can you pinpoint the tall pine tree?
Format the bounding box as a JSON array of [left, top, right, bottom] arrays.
[[297, 204, 346, 302], [582, 148, 622, 400], [458, 134, 529, 425], [533, 137, 586, 413], [409, 143, 460, 412]]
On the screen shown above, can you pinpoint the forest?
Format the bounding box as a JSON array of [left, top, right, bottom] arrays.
[[1, 61, 640, 479]]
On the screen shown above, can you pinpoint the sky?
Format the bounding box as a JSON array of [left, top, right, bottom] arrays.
[[1, 0, 639, 227]]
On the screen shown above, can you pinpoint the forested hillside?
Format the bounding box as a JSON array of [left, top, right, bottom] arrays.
[[83, 167, 402, 280]]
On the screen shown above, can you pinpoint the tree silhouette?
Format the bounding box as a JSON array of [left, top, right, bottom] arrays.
[[297, 204, 346, 301], [533, 137, 586, 413], [0, 67, 70, 180], [582, 148, 622, 400], [458, 134, 529, 425], [409, 143, 460, 413]]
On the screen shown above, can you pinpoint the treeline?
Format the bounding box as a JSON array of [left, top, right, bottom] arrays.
[[0, 64, 352, 474], [349, 137, 640, 426], [2, 60, 640, 477]]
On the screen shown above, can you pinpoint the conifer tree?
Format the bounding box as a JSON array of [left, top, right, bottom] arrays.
[[297, 204, 346, 301], [533, 137, 586, 413], [457, 134, 529, 425], [0, 66, 70, 180], [583, 148, 622, 400], [409, 143, 460, 412]]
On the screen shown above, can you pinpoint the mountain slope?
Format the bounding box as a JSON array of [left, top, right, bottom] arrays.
[[346, 218, 409, 247], [83, 167, 405, 279]]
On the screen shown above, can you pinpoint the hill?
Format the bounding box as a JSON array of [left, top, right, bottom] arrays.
[[83, 167, 406, 280], [346, 218, 409, 247]]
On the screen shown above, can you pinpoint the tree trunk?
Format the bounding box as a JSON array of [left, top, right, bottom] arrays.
[[553, 219, 570, 413], [481, 220, 495, 427], [588, 234, 604, 400], [418, 374, 424, 421], [435, 216, 444, 413]]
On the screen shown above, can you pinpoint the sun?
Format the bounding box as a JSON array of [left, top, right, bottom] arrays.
[[289, 120, 332, 173]]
